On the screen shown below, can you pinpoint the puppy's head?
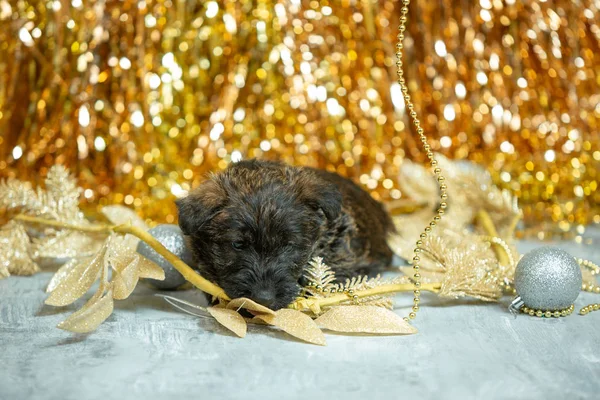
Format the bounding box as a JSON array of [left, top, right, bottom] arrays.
[[176, 160, 342, 310]]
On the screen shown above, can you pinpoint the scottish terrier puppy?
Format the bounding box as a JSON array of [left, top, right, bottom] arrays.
[[177, 159, 394, 310]]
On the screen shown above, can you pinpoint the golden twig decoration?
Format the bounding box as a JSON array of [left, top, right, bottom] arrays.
[[1, 165, 426, 344], [291, 282, 441, 312], [14, 214, 228, 300], [396, 153, 522, 239], [0, 165, 100, 275], [11, 213, 429, 343], [1, 165, 84, 222], [388, 207, 521, 302], [0, 221, 39, 277], [14, 213, 440, 310], [297, 256, 433, 313]]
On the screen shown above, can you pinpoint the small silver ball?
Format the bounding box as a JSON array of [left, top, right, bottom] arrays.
[[515, 246, 581, 311], [136, 224, 194, 290]]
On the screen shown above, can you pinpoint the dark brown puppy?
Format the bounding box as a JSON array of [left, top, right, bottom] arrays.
[[176, 159, 394, 310]]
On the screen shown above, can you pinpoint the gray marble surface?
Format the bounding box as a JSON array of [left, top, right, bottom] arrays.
[[1, 239, 599, 400]]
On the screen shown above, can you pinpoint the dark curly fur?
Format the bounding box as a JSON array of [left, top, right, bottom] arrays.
[[176, 159, 394, 310]]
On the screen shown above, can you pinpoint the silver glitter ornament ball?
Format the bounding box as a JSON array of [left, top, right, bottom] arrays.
[[514, 246, 582, 311], [136, 224, 194, 290]]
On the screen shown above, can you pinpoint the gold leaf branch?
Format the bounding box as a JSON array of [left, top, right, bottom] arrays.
[[1, 165, 85, 222], [388, 207, 520, 303], [0, 221, 40, 277], [12, 211, 445, 343], [14, 214, 229, 301], [289, 282, 441, 313], [14, 213, 440, 313]]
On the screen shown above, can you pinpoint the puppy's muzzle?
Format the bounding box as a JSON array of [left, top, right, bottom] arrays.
[[251, 288, 276, 309]]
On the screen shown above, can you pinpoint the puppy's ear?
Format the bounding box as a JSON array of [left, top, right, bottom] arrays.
[[296, 170, 342, 221], [176, 179, 226, 235]]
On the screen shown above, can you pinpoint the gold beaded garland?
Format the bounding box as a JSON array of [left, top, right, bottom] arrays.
[[396, 0, 448, 322], [579, 304, 600, 315], [579, 258, 600, 294], [480, 235, 516, 268], [521, 304, 575, 318], [577, 258, 600, 315]]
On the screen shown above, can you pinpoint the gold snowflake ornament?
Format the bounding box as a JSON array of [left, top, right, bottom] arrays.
[[0, 165, 105, 278]]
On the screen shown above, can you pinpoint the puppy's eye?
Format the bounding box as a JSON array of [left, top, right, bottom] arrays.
[[313, 207, 325, 219], [309, 204, 324, 215], [232, 241, 246, 250]]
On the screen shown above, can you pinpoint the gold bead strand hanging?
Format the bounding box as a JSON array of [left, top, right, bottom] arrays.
[[578, 258, 600, 315], [395, 0, 449, 321]]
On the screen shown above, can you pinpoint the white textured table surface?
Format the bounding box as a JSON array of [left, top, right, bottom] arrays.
[[1, 239, 599, 400]]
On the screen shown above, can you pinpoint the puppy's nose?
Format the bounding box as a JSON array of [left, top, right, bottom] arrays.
[[252, 289, 276, 309]]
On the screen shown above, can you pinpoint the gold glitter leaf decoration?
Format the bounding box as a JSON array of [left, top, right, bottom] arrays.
[[46, 229, 170, 332], [106, 234, 139, 272], [30, 230, 101, 261], [101, 205, 149, 230], [45, 242, 107, 306], [207, 307, 247, 338], [105, 233, 159, 299], [112, 257, 140, 300], [315, 306, 417, 335], [46, 258, 78, 293], [0, 262, 8, 279], [106, 233, 163, 296], [138, 258, 166, 280], [101, 205, 150, 248], [57, 287, 114, 333], [256, 309, 326, 346], [0, 221, 39, 278], [226, 298, 276, 315]]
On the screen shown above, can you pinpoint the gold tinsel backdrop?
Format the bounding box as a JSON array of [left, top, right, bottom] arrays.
[[1, 0, 599, 235]]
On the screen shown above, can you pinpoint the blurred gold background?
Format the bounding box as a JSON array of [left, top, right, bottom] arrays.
[[1, 0, 599, 235]]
